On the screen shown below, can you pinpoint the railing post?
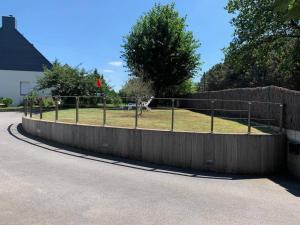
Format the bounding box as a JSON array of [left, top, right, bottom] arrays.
[[171, 98, 175, 131], [76, 97, 79, 124], [103, 95, 106, 126], [39, 98, 43, 120], [279, 104, 284, 133], [30, 99, 33, 118], [210, 100, 215, 133], [55, 97, 58, 122], [247, 101, 252, 134], [24, 98, 28, 117], [135, 97, 139, 129]]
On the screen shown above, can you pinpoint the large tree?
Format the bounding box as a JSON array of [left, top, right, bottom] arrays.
[[274, 0, 300, 20], [226, 0, 300, 46], [227, 0, 300, 88], [201, 0, 300, 91], [122, 3, 201, 96]]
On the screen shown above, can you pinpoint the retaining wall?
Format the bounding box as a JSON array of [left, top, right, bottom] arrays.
[[184, 86, 300, 131], [22, 117, 286, 175]]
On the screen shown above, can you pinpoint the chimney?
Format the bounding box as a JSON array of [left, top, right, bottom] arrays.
[[2, 15, 16, 30]]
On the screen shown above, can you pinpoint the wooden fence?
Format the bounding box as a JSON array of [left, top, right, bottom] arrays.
[[183, 86, 300, 131]]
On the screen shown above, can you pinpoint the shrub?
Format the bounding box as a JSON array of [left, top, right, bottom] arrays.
[[119, 77, 154, 98], [111, 95, 122, 107], [106, 92, 122, 107], [0, 98, 13, 107], [42, 97, 55, 108]]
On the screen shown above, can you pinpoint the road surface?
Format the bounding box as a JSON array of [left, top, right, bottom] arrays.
[[0, 112, 299, 225]]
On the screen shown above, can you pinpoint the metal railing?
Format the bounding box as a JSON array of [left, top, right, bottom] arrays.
[[23, 95, 284, 134]]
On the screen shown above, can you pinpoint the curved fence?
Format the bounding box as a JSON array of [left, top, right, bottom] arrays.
[[23, 95, 284, 134]]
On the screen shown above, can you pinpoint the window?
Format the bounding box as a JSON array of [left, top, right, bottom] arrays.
[[20, 81, 30, 96]]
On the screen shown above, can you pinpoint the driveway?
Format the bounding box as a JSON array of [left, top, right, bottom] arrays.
[[0, 112, 299, 225]]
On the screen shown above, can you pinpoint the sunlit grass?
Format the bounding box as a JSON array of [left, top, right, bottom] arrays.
[[34, 108, 273, 134]]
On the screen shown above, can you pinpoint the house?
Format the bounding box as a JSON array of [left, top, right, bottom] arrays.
[[0, 15, 51, 106]]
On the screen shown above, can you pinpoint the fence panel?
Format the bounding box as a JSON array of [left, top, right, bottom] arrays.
[[186, 86, 300, 131]]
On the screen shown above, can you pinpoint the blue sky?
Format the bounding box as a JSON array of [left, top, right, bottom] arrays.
[[1, 0, 233, 91]]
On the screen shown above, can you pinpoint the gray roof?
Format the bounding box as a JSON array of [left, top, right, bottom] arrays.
[[0, 16, 52, 72]]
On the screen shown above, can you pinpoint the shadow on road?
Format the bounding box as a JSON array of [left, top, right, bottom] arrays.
[[8, 123, 300, 197], [269, 175, 300, 197]]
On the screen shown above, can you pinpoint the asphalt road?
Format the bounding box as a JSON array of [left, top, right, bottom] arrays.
[[0, 112, 300, 225]]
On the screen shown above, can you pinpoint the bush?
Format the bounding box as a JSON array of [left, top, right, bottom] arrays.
[[106, 92, 122, 107], [26, 91, 39, 105], [111, 95, 122, 107], [0, 98, 13, 107], [42, 97, 55, 108], [119, 77, 154, 98]]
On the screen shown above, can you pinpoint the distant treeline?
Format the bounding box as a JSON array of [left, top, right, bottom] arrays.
[[199, 0, 300, 92]]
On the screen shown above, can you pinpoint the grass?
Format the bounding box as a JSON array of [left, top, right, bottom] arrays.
[[33, 108, 274, 134]]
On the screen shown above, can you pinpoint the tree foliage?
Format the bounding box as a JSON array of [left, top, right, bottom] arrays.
[[119, 77, 154, 98], [274, 0, 300, 20], [227, 0, 300, 46], [162, 79, 198, 96], [0, 97, 13, 107], [122, 3, 201, 96], [38, 61, 112, 96], [201, 0, 300, 91]]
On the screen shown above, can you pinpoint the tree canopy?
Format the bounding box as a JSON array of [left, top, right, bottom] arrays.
[[119, 77, 154, 98], [122, 3, 201, 96], [200, 0, 300, 91], [274, 0, 300, 20], [38, 61, 114, 97]]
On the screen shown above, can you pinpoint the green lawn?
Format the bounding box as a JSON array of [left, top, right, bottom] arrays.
[[33, 108, 274, 134]]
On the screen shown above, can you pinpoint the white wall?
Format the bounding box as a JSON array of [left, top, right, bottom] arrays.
[[0, 70, 43, 106]]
